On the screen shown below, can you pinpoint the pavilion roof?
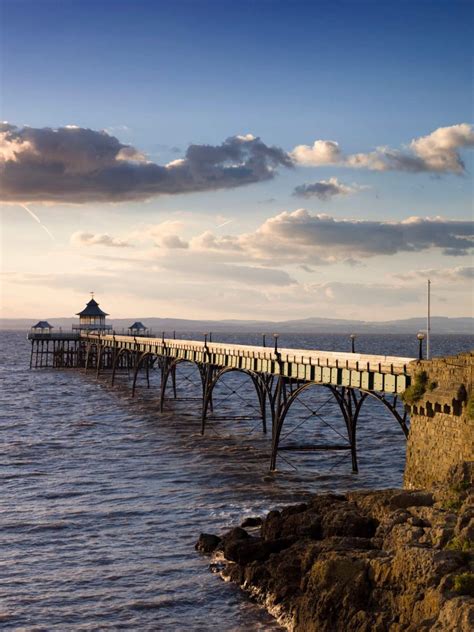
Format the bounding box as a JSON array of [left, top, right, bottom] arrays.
[[129, 321, 147, 330], [76, 298, 109, 317], [32, 320, 53, 329]]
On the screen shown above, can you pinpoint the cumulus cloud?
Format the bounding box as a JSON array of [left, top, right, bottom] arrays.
[[292, 124, 474, 174], [291, 140, 342, 166], [191, 210, 474, 264], [293, 177, 366, 200], [78, 211, 473, 264], [70, 231, 131, 248], [0, 123, 292, 203]]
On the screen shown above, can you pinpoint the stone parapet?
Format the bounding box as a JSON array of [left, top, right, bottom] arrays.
[[404, 352, 473, 489]]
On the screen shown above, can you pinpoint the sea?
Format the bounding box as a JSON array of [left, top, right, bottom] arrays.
[[1, 331, 472, 631]]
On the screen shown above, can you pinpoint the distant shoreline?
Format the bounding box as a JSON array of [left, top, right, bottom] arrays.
[[1, 316, 473, 335]]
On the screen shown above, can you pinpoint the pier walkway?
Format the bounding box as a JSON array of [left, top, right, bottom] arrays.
[[28, 331, 415, 472]]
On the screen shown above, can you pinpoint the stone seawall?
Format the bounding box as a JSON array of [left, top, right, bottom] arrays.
[[404, 352, 473, 490]]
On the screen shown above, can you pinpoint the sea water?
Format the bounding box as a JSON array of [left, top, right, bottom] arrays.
[[1, 331, 472, 630]]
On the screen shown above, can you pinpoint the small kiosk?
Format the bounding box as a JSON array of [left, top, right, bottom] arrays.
[[30, 320, 53, 335], [128, 321, 149, 336]]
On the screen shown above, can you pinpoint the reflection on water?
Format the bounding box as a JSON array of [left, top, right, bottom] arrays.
[[0, 331, 472, 630]]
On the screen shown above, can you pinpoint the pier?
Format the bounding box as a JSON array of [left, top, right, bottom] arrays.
[[28, 297, 416, 472]]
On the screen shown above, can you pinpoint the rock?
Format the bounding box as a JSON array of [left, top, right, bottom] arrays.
[[220, 526, 250, 546], [261, 510, 283, 540], [220, 527, 251, 560], [321, 508, 378, 539], [295, 553, 370, 632], [389, 490, 434, 510], [195, 533, 221, 554], [200, 486, 474, 631], [280, 502, 308, 518], [224, 536, 296, 565], [241, 516, 262, 528]]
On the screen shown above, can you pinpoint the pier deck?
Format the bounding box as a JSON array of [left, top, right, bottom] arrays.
[[87, 334, 414, 394], [28, 330, 415, 472]]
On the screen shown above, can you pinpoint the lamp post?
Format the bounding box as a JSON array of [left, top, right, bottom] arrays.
[[204, 333, 208, 346], [162, 331, 165, 343], [349, 333, 357, 353], [417, 332, 425, 360], [209, 332, 212, 343], [262, 333, 266, 348], [173, 330, 176, 340], [273, 333, 279, 354]]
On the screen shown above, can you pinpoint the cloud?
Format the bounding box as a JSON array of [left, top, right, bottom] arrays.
[[310, 281, 420, 306], [191, 210, 474, 264], [76, 211, 473, 265], [158, 258, 296, 287], [293, 177, 367, 200], [0, 123, 292, 203], [159, 234, 189, 249], [292, 140, 342, 166], [71, 231, 131, 248], [292, 124, 474, 174], [394, 266, 474, 283], [132, 220, 190, 249]]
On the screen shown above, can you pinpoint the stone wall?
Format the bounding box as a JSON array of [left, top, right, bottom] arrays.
[[404, 352, 473, 489]]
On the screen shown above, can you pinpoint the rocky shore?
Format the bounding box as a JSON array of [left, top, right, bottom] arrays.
[[196, 470, 473, 631]]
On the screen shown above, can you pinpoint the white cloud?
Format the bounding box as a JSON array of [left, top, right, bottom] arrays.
[[70, 231, 131, 248], [291, 140, 341, 166], [188, 210, 474, 264], [292, 123, 474, 174], [70, 211, 473, 266]]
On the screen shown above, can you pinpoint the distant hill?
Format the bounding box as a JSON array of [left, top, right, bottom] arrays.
[[2, 315, 473, 334]]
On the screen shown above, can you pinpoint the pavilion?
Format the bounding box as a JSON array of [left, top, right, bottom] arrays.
[[73, 295, 112, 333]]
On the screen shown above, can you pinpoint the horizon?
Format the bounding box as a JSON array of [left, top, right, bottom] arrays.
[[1, 0, 473, 321]]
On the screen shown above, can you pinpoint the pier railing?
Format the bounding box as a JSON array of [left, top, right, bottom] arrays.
[[85, 333, 414, 394]]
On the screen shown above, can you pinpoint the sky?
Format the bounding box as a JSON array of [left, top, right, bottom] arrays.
[[0, 0, 473, 322]]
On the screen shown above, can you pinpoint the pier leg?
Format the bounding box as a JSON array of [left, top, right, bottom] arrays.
[[200, 365, 217, 435], [270, 377, 285, 470], [96, 346, 103, 378], [328, 387, 367, 474], [160, 359, 172, 412], [171, 365, 177, 398]]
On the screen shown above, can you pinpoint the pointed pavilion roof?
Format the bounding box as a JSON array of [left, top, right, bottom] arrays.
[[76, 298, 109, 317]]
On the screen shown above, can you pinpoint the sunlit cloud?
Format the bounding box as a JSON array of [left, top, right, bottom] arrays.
[[0, 123, 292, 203], [292, 123, 474, 174], [189, 210, 474, 264]]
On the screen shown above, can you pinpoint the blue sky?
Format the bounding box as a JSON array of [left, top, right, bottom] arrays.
[[0, 0, 473, 320]]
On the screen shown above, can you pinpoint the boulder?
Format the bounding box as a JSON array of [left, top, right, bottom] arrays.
[[195, 533, 221, 554]]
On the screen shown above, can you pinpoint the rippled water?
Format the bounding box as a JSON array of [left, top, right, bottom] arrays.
[[1, 331, 472, 630]]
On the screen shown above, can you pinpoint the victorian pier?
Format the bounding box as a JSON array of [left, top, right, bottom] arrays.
[[28, 296, 416, 472]]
